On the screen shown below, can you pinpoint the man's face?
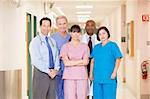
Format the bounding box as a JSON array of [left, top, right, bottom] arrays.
[[40, 20, 51, 35], [56, 18, 68, 33], [85, 21, 96, 36]]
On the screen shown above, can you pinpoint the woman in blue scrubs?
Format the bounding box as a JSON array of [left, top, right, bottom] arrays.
[[89, 26, 122, 99]]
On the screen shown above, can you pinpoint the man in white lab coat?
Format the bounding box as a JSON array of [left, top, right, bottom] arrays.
[[81, 20, 99, 99]]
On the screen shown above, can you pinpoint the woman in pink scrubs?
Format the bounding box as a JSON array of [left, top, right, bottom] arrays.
[[60, 25, 90, 99]]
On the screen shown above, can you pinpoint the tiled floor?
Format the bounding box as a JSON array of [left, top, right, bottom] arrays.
[[117, 83, 136, 99]]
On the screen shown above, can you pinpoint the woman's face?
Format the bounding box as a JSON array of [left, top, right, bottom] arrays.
[[56, 18, 68, 33], [70, 30, 81, 41], [98, 29, 108, 41]]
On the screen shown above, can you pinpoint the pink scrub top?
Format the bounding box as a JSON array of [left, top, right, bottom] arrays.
[[60, 42, 90, 80]]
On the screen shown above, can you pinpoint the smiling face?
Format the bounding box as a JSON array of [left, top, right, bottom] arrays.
[[40, 20, 51, 36], [70, 30, 81, 41], [85, 20, 96, 36], [98, 29, 108, 42], [70, 25, 81, 41], [56, 17, 68, 33]]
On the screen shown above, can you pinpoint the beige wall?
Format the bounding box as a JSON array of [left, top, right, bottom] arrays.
[[125, 0, 138, 97], [136, 0, 150, 95], [0, 1, 46, 98], [125, 0, 150, 97]]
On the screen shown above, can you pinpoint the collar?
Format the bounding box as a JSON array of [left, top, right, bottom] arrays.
[[85, 33, 96, 39], [39, 33, 49, 42]]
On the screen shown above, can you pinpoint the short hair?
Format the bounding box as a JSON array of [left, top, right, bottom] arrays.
[[97, 26, 110, 41], [56, 16, 68, 23], [85, 20, 96, 26], [70, 25, 81, 33], [40, 17, 51, 26]]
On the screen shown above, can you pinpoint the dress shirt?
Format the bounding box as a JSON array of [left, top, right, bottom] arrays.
[[29, 33, 60, 74], [81, 33, 100, 48]]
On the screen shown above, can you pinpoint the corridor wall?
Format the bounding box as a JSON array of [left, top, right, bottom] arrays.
[[0, 1, 47, 99]]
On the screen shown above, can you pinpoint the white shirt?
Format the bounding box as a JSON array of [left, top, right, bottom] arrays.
[[81, 33, 100, 48], [29, 33, 60, 74]]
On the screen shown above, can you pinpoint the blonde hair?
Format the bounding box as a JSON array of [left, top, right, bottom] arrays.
[[56, 16, 68, 23]]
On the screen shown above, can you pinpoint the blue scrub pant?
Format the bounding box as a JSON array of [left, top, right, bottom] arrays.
[[93, 82, 117, 99], [56, 76, 64, 99]]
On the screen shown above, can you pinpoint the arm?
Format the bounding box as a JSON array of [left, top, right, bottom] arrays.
[[111, 58, 121, 79], [49, 39, 60, 79], [62, 55, 83, 66], [62, 54, 89, 67], [77, 44, 90, 66], [89, 58, 94, 81], [54, 45, 60, 72], [51, 49, 60, 77], [77, 56, 89, 66]]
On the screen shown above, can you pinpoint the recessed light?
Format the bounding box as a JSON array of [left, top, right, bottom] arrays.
[[77, 15, 90, 18], [76, 11, 91, 14], [76, 5, 93, 9], [78, 17, 89, 22]]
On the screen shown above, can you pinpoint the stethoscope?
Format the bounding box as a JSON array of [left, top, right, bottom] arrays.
[[38, 34, 55, 47], [38, 34, 58, 62]]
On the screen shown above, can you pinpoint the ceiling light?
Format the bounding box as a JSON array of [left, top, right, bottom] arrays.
[[78, 17, 89, 22], [77, 15, 90, 18], [76, 5, 93, 9], [76, 11, 91, 14]]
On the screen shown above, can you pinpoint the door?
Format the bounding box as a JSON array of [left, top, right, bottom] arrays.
[[26, 13, 32, 99]]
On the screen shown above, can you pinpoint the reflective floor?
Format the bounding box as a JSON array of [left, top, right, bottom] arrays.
[[117, 83, 136, 99]]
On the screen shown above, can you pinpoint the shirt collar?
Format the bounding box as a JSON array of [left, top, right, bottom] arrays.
[[39, 32, 48, 42], [85, 33, 96, 39]]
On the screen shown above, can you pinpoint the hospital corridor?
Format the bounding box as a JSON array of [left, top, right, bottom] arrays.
[[0, 0, 150, 99]]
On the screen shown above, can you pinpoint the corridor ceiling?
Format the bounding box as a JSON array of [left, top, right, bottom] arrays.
[[43, 0, 123, 24]]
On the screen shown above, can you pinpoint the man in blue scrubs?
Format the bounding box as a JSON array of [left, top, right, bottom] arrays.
[[51, 16, 70, 99]]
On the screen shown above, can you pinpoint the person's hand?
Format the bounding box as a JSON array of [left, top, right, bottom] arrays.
[[111, 71, 117, 79], [48, 69, 57, 79], [52, 69, 58, 76], [89, 73, 94, 81]]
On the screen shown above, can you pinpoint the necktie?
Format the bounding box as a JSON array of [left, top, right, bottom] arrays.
[[87, 36, 93, 76], [45, 36, 54, 69], [88, 36, 93, 54]]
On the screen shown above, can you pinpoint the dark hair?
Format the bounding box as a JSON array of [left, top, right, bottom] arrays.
[[96, 26, 110, 41], [40, 17, 51, 26], [68, 25, 81, 42], [85, 20, 96, 27], [70, 25, 81, 33]]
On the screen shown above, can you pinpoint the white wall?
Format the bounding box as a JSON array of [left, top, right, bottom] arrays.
[[125, 1, 138, 96], [100, 6, 121, 44], [0, 1, 46, 98], [0, 1, 3, 65]]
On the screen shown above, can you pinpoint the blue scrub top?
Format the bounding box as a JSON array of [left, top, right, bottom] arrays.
[[51, 32, 71, 76], [91, 41, 123, 83]]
